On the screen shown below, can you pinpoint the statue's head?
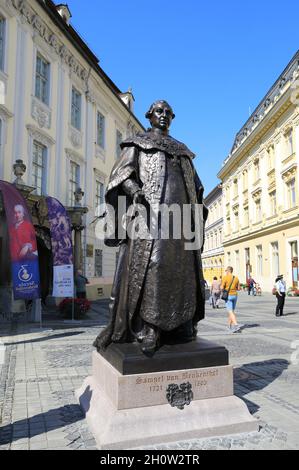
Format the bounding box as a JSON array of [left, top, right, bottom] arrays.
[[146, 100, 175, 132]]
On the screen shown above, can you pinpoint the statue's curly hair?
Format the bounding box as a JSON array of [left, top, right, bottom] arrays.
[[145, 100, 175, 120]]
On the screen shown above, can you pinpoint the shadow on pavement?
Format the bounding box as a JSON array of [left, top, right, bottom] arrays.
[[234, 358, 289, 415], [4, 331, 84, 347], [0, 403, 85, 446], [241, 323, 260, 330]]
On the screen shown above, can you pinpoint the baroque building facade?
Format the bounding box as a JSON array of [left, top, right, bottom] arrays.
[[218, 50, 299, 292], [0, 0, 143, 300], [202, 184, 224, 285]]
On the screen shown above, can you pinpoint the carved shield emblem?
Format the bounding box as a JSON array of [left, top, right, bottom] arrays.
[[166, 382, 194, 410]]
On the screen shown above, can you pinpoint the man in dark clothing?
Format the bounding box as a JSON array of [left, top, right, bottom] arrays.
[[75, 270, 89, 299]]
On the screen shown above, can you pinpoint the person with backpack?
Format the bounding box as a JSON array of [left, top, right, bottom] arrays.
[[221, 266, 242, 333]]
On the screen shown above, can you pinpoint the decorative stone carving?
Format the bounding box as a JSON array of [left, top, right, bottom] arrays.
[[95, 145, 105, 161], [13, 159, 26, 185], [8, 0, 89, 83], [69, 126, 82, 149], [31, 96, 51, 129], [65, 148, 84, 165], [166, 383, 193, 411], [26, 124, 55, 147], [34, 197, 49, 226], [252, 188, 262, 201], [281, 163, 297, 182], [227, 51, 299, 158]]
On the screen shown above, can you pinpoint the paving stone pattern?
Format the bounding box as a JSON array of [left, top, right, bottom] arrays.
[[0, 294, 298, 450]]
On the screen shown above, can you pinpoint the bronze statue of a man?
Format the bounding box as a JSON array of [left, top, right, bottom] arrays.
[[94, 100, 208, 355]]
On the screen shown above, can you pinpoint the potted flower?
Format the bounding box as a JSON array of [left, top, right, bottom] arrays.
[[59, 298, 91, 319]]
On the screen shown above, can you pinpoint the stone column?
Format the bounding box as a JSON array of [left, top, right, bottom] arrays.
[[67, 188, 88, 274]]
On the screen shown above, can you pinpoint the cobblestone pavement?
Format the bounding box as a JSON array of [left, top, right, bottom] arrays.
[[0, 293, 298, 450]]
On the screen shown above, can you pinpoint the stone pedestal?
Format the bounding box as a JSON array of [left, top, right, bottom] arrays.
[[76, 340, 258, 450]]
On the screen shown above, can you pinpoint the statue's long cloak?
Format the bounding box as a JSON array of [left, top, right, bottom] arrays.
[[94, 131, 208, 350]]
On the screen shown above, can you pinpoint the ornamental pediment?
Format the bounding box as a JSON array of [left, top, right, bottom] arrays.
[[252, 188, 262, 200], [281, 163, 297, 181]]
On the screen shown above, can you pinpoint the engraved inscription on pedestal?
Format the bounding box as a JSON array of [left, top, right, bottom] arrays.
[[92, 351, 234, 410]]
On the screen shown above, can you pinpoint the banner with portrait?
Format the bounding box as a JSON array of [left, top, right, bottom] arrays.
[[0, 181, 40, 300], [46, 197, 74, 298]]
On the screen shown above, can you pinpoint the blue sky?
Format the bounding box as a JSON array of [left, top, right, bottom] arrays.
[[68, 0, 299, 195]]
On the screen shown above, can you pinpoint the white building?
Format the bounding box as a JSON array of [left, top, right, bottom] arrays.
[[0, 0, 144, 299], [202, 185, 224, 285]]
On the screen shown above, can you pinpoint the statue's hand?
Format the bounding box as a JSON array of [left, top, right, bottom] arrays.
[[133, 190, 145, 205]]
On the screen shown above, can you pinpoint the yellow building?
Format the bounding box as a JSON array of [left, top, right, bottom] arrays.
[[218, 50, 299, 292], [202, 184, 224, 285], [0, 0, 144, 300]]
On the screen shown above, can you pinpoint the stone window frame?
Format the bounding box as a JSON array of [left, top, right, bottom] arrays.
[[256, 244, 263, 277], [71, 86, 82, 131], [96, 109, 106, 150], [65, 148, 85, 206], [32, 139, 48, 196], [26, 125, 54, 194], [34, 52, 51, 106]]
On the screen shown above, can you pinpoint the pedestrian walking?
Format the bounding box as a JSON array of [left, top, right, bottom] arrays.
[[274, 275, 286, 317], [221, 266, 243, 333], [75, 270, 89, 299], [211, 276, 221, 309], [247, 276, 256, 296]]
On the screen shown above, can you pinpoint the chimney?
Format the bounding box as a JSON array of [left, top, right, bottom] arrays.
[[55, 4, 72, 25]]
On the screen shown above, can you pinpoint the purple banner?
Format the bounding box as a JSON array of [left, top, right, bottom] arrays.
[[0, 181, 40, 300], [46, 197, 74, 298]]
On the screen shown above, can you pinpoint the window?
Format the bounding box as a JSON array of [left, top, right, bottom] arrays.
[[32, 141, 47, 196], [271, 242, 280, 278], [267, 145, 274, 169], [245, 248, 250, 264], [116, 130, 122, 159], [69, 161, 80, 205], [235, 250, 240, 274], [71, 87, 81, 130], [95, 180, 105, 210], [256, 245, 263, 276], [255, 199, 262, 222], [254, 159, 260, 181], [291, 241, 298, 259], [269, 191, 277, 216], [286, 179, 296, 209], [35, 54, 50, 105], [227, 252, 231, 266], [285, 130, 294, 157], [234, 211, 239, 232], [233, 179, 238, 198], [95, 249, 103, 277], [243, 206, 249, 227], [0, 16, 5, 71], [242, 170, 248, 190], [96, 111, 105, 148]]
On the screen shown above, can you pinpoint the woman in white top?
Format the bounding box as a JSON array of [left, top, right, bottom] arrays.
[[275, 275, 286, 317]]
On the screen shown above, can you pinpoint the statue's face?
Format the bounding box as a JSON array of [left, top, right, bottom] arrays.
[[150, 103, 173, 131]]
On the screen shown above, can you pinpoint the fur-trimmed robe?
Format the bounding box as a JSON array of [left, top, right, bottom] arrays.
[[94, 130, 208, 350]]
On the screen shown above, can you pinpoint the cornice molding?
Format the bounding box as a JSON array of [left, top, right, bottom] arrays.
[[219, 85, 297, 179], [65, 147, 85, 164], [8, 0, 89, 84], [26, 124, 55, 146], [0, 104, 14, 119]]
